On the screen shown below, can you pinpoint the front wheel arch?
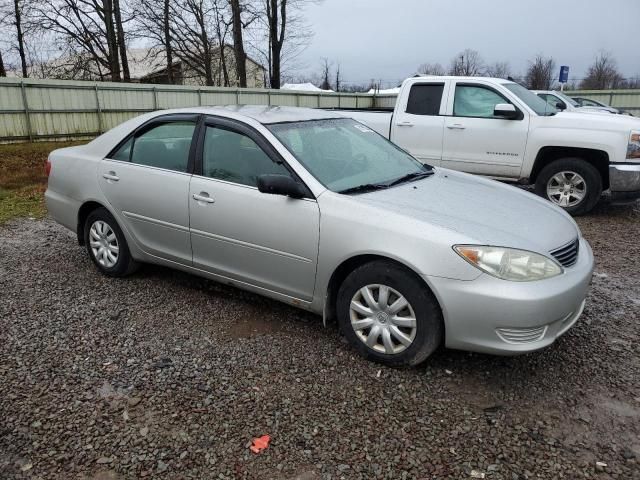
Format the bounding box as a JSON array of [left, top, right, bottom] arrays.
[[324, 254, 442, 324]]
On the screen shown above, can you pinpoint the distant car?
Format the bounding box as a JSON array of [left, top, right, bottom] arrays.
[[45, 106, 594, 366], [572, 96, 631, 116], [533, 90, 617, 115]]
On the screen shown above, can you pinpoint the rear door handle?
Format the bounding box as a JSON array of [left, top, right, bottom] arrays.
[[102, 171, 120, 181], [396, 121, 414, 127], [447, 124, 466, 130], [192, 193, 215, 204]]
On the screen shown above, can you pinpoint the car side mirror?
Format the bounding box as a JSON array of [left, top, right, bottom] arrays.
[[257, 174, 306, 199], [493, 103, 519, 119], [555, 101, 567, 111]]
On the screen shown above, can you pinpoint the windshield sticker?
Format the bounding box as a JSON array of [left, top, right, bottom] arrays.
[[354, 124, 374, 133]]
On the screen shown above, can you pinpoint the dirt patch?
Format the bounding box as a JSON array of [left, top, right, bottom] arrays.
[[0, 141, 84, 223]]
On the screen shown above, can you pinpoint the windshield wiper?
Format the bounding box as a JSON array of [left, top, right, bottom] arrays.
[[387, 170, 434, 187], [338, 183, 389, 195]]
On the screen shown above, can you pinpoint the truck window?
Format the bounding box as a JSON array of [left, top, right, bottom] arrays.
[[406, 84, 444, 116], [453, 85, 511, 118]]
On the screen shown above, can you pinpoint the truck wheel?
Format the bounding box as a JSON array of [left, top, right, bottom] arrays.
[[534, 158, 602, 215], [336, 260, 443, 366], [84, 207, 139, 277]]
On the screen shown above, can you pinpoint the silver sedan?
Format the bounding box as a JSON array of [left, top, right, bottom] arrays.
[[45, 106, 594, 366]]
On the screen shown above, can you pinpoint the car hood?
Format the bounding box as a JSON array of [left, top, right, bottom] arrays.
[[348, 168, 580, 254], [552, 110, 640, 129]]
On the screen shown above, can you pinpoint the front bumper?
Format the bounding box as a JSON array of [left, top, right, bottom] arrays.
[[609, 164, 640, 202], [426, 237, 594, 355]]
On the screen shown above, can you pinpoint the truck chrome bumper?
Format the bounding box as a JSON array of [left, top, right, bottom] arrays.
[[609, 163, 640, 202]]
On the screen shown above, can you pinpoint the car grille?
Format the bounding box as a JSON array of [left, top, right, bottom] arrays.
[[550, 239, 579, 268]]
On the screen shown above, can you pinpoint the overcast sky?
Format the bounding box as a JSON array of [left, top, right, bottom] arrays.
[[297, 0, 639, 87]]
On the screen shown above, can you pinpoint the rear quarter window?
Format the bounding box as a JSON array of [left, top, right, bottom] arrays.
[[406, 84, 444, 116]]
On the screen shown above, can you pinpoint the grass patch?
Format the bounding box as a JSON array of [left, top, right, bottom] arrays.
[[0, 141, 85, 223]]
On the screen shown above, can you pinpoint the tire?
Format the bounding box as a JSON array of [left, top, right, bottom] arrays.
[[84, 207, 138, 277], [534, 158, 602, 216], [336, 260, 443, 367]]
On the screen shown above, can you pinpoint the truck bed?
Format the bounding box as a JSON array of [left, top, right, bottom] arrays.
[[323, 109, 393, 138]]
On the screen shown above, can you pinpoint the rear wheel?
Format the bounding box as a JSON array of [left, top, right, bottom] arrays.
[[534, 158, 602, 215], [84, 208, 138, 277], [337, 260, 443, 366]]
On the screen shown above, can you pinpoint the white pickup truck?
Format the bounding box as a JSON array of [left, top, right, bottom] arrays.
[[342, 76, 640, 215]]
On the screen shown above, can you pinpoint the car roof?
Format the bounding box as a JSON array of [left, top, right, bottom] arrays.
[[410, 75, 515, 84], [163, 105, 345, 125]]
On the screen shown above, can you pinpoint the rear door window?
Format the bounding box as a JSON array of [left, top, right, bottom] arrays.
[[111, 121, 196, 173], [405, 84, 444, 115]]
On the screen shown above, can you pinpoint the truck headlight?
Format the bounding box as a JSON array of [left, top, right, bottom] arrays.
[[627, 131, 640, 160], [454, 245, 563, 281]]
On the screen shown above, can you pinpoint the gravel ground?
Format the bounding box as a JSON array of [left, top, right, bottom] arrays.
[[1, 201, 639, 480]]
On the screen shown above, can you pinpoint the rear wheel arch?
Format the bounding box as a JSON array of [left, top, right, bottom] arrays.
[[530, 146, 609, 190], [77, 201, 107, 245]]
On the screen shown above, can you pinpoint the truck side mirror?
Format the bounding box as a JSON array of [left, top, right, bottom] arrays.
[[555, 101, 567, 111], [493, 103, 519, 119]]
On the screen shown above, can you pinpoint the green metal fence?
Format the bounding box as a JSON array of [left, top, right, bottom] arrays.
[[0, 78, 382, 143], [1, 78, 638, 143]]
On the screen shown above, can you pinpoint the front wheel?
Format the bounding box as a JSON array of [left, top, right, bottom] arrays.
[[534, 158, 602, 216], [337, 261, 443, 366]]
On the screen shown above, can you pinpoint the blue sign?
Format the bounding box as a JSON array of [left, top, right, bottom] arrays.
[[559, 66, 570, 83]]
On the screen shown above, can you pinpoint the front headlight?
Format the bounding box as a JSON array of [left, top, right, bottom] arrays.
[[453, 245, 563, 282], [627, 131, 640, 160]]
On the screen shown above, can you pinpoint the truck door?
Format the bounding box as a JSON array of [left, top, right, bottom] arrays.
[[390, 81, 448, 166], [441, 82, 529, 178]]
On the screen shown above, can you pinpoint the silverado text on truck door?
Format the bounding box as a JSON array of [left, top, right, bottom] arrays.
[[342, 76, 640, 215]]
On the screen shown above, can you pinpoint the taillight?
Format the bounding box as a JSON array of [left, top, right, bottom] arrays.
[[45, 158, 52, 177]]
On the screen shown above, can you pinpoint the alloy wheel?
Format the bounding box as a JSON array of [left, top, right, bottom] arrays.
[[546, 171, 587, 207]]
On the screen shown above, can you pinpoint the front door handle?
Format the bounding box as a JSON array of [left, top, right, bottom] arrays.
[[396, 121, 414, 127], [102, 171, 120, 181], [192, 193, 215, 204], [447, 124, 466, 130]]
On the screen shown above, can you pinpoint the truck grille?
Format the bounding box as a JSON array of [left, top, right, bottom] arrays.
[[550, 239, 580, 268]]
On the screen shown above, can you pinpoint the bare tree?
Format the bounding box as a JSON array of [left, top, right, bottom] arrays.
[[264, 0, 284, 88], [13, 0, 28, 76], [485, 61, 511, 79], [229, 0, 247, 87], [113, 0, 129, 81], [334, 61, 340, 92], [580, 52, 624, 90], [0, 0, 30, 76], [30, 0, 123, 81], [417, 62, 445, 76], [449, 49, 484, 76], [0, 47, 5, 76], [525, 54, 556, 90], [211, 0, 232, 86], [318, 57, 331, 90], [255, 0, 319, 88], [133, 0, 175, 83]]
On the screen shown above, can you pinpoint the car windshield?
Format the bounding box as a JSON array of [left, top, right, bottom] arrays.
[[268, 118, 431, 193], [504, 82, 557, 116], [553, 91, 579, 107]]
